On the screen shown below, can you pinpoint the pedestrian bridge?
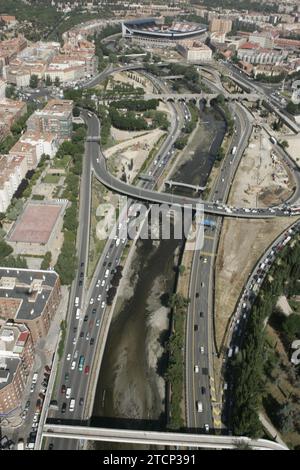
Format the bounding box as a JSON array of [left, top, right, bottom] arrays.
[[42, 424, 288, 450], [165, 180, 206, 192]]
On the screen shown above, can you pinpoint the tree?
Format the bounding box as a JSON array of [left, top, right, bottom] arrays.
[[0, 240, 13, 259], [280, 140, 289, 150], [283, 314, 300, 343], [178, 265, 186, 275], [29, 74, 38, 89], [54, 76, 60, 87], [72, 106, 80, 117], [41, 251, 52, 270], [45, 75, 52, 86]]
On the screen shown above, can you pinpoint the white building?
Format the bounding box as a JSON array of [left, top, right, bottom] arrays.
[[0, 155, 28, 213], [177, 40, 212, 63]]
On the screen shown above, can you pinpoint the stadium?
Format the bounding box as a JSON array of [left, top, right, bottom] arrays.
[[122, 18, 208, 47]]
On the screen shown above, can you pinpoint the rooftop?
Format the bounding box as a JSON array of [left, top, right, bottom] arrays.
[[0, 267, 59, 321]]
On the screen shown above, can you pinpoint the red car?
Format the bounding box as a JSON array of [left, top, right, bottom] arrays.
[[84, 366, 90, 375], [61, 384, 66, 394]]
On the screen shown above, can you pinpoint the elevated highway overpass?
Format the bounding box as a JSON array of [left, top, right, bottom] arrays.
[[42, 424, 288, 450]]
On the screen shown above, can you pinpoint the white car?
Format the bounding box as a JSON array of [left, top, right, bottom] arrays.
[[101, 280, 105, 287], [204, 424, 209, 433], [200, 346, 204, 354], [96, 319, 100, 327], [194, 365, 199, 373], [66, 353, 71, 361], [97, 294, 102, 301], [71, 361, 76, 370], [101, 301, 106, 309], [90, 298, 94, 305], [72, 337, 76, 345]]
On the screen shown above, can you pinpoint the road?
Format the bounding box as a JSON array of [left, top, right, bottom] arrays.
[[44, 77, 185, 450], [185, 101, 254, 432]]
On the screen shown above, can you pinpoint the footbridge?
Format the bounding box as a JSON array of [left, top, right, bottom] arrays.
[[165, 180, 206, 192], [42, 424, 288, 450]]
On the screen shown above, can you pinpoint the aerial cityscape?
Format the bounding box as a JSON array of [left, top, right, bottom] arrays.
[[0, 0, 300, 454]]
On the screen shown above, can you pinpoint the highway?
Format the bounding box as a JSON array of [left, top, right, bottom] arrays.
[[185, 101, 254, 432], [44, 75, 186, 450]]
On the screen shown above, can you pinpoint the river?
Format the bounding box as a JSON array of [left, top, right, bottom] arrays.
[[91, 105, 226, 449]]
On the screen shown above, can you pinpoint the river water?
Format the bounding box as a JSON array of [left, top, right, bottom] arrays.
[[91, 105, 226, 449]]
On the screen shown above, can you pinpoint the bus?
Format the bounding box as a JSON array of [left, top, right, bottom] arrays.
[[78, 355, 85, 372]]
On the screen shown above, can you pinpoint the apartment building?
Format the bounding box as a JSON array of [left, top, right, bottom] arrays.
[[26, 99, 73, 142], [0, 268, 61, 345], [209, 18, 232, 35], [237, 42, 288, 65], [0, 78, 5, 99], [0, 322, 34, 416], [0, 98, 27, 131], [249, 32, 275, 49], [9, 140, 38, 170], [0, 35, 27, 74], [0, 154, 28, 213], [177, 40, 213, 63]]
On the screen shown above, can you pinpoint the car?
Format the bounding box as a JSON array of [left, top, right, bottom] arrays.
[[61, 402, 67, 414], [25, 400, 30, 410], [72, 337, 76, 345], [84, 315, 88, 322], [199, 312, 204, 318], [66, 353, 71, 361], [61, 385, 66, 395], [92, 308, 96, 315], [200, 346, 204, 354], [71, 361, 76, 370], [73, 326, 77, 333], [203, 258, 207, 263], [86, 332, 90, 341], [101, 301, 106, 309], [204, 424, 209, 433], [79, 397, 84, 406], [101, 280, 105, 287], [74, 350, 79, 360], [90, 298, 94, 305], [194, 365, 199, 373], [48, 443, 54, 450], [96, 319, 100, 327], [64, 373, 69, 381], [90, 338, 94, 346], [201, 282, 205, 287], [201, 386, 206, 395], [79, 280, 83, 286], [80, 331, 84, 338], [80, 272, 84, 278], [84, 365, 90, 375], [195, 292, 199, 298], [194, 324, 198, 331], [80, 262, 84, 268], [30, 385, 35, 393]]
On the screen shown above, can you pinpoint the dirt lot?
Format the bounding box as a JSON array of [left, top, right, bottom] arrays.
[[104, 128, 165, 182], [215, 217, 292, 350], [214, 122, 298, 352], [230, 127, 293, 207], [107, 71, 154, 94]]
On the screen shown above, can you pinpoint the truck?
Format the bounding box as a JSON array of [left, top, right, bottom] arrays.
[[32, 373, 38, 384], [231, 146, 237, 156]]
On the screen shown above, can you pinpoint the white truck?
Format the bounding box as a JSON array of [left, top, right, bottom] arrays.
[[32, 373, 38, 384]]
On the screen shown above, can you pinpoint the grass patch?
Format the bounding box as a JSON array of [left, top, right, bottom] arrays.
[[43, 174, 60, 184]]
